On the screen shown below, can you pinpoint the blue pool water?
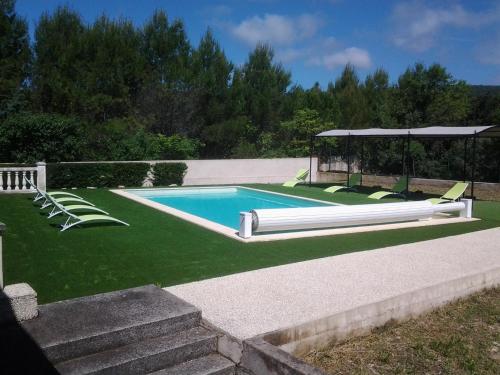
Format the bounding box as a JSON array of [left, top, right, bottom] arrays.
[[127, 187, 332, 230]]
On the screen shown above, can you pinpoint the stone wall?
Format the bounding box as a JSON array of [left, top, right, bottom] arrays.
[[317, 172, 500, 200]]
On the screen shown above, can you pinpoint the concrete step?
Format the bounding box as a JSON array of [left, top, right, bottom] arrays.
[[55, 326, 217, 375], [149, 354, 235, 375], [22, 285, 201, 363]]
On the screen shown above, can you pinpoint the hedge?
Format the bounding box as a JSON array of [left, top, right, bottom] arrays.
[[152, 163, 188, 186], [47, 163, 151, 188], [47, 162, 188, 188]]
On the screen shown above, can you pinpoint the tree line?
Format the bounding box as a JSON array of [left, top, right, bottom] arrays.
[[1, 1, 499, 181]]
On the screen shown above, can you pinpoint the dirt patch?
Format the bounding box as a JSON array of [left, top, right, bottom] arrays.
[[302, 287, 500, 375]]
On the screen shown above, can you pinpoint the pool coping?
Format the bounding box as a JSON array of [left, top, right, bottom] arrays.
[[111, 186, 478, 243]]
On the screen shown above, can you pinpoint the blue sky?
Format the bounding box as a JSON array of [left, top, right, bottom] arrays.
[[16, 0, 500, 88]]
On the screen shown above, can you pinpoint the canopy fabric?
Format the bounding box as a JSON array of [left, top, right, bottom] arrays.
[[316, 125, 500, 138]]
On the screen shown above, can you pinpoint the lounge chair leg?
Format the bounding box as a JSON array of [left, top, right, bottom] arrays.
[[48, 207, 62, 219], [41, 199, 52, 209]]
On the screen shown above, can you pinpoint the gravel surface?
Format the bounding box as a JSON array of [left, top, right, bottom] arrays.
[[167, 228, 500, 340]]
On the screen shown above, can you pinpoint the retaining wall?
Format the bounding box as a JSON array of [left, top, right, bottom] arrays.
[[318, 171, 500, 201]]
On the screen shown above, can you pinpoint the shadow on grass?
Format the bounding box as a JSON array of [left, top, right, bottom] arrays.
[[47, 222, 128, 230]]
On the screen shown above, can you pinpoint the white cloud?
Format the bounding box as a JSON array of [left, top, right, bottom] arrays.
[[312, 47, 371, 70], [231, 13, 322, 46], [391, 1, 500, 52], [275, 37, 338, 64], [275, 48, 307, 63], [229, 13, 371, 71]]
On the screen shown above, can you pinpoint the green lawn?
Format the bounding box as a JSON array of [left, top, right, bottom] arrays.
[[1, 184, 499, 304]]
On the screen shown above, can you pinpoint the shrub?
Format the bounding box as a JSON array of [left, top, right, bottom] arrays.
[[0, 112, 85, 163], [47, 162, 150, 188], [152, 162, 187, 186], [150, 134, 201, 160]]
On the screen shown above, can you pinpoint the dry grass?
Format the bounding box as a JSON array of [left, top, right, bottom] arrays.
[[302, 288, 500, 375]]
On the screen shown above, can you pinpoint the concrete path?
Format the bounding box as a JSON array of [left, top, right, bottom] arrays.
[[167, 228, 500, 341]]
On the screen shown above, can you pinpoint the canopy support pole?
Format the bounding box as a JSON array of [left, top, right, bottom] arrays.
[[406, 132, 411, 201], [346, 135, 351, 187], [471, 131, 477, 199], [360, 138, 364, 186], [328, 140, 332, 171], [401, 138, 406, 175], [463, 138, 468, 183], [309, 136, 313, 187]]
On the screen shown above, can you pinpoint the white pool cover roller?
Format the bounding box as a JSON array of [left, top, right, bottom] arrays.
[[250, 201, 467, 233]]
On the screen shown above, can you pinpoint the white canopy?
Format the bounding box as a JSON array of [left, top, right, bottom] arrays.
[[316, 125, 500, 138]]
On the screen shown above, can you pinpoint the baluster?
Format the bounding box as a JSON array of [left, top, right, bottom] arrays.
[[6, 171, 11, 190], [21, 171, 27, 190], [0, 171, 4, 191], [29, 171, 35, 190], [14, 171, 19, 190]]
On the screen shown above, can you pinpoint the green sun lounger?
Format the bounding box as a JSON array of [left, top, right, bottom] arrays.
[[41, 196, 95, 209], [24, 176, 82, 202], [427, 182, 469, 205], [46, 194, 108, 218], [60, 212, 129, 232], [48, 204, 108, 219], [368, 176, 410, 199], [283, 168, 309, 187], [324, 173, 361, 193]]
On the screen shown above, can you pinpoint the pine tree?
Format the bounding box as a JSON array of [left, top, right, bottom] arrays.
[[81, 15, 144, 121], [240, 44, 291, 134], [192, 28, 233, 130], [0, 0, 30, 117], [32, 6, 85, 114]]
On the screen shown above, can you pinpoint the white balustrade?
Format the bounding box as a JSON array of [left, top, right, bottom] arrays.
[[0, 164, 43, 194], [14, 172, 19, 190], [21, 171, 26, 190]]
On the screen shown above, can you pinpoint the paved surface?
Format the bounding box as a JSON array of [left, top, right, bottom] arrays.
[[167, 228, 500, 341]]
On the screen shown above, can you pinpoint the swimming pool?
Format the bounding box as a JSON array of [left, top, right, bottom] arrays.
[[123, 187, 333, 230]]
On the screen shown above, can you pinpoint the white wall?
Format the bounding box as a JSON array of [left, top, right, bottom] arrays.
[[60, 158, 318, 186], [153, 158, 318, 185]]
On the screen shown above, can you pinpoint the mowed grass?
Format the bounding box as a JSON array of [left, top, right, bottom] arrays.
[[302, 287, 500, 375], [1, 184, 499, 304]]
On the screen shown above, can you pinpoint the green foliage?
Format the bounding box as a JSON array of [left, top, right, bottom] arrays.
[[0, 112, 84, 162], [152, 162, 187, 185], [394, 63, 470, 126], [81, 15, 145, 121], [231, 141, 259, 158], [83, 118, 155, 161], [142, 10, 191, 87], [32, 6, 85, 114], [278, 109, 335, 157], [0, 2, 499, 182], [240, 44, 291, 133], [150, 134, 201, 160], [47, 162, 150, 188], [192, 29, 233, 133], [0, 0, 31, 118], [201, 116, 252, 158]]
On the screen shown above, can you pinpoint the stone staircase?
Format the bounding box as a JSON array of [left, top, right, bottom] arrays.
[[21, 285, 235, 374]]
